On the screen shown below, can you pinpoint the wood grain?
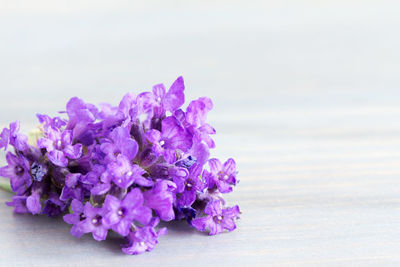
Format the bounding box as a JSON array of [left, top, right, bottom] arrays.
[[1, 1, 400, 266]]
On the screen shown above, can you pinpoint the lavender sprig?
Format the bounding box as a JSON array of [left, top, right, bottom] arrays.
[[0, 76, 240, 255]]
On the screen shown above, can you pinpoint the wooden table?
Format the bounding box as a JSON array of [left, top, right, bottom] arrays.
[[1, 1, 400, 266]]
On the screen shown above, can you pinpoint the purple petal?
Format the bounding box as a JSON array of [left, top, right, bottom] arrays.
[[178, 190, 196, 207], [163, 76, 185, 112], [47, 150, 68, 167], [61, 130, 73, 145], [104, 195, 121, 212], [161, 116, 182, 139], [132, 206, 152, 225], [191, 216, 211, 232], [222, 205, 240, 218], [0, 128, 10, 150], [63, 213, 79, 224], [65, 173, 81, 188], [64, 144, 83, 159], [208, 158, 222, 174], [121, 139, 139, 160], [37, 138, 54, 151], [205, 200, 222, 216], [189, 142, 210, 166], [0, 165, 13, 178], [216, 180, 233, 194], [152, 83, 166, 99], [186, 97, 213, 127], [113, 219, 131, 237], [90, 183, 111, 195], [223, 158, 236, 175], [26, 192, 41, 215], [92, 226, 108, 241], [6, 196, 29, 214], [145, 129, 161, 144], [122, 188, 143, 210], [71, 199, 84, 213]]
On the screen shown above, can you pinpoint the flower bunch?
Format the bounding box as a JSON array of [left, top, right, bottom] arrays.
[[0, 77, 240, 255]]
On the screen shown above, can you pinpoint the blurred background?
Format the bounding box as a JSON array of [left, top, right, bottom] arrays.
[[1, 0, 400, 265]]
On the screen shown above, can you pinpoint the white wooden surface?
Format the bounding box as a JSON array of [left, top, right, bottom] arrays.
[[1, 1, 400, 266]]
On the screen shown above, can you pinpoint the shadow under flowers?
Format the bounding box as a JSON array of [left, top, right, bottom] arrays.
[[5, 205, 201, 257]]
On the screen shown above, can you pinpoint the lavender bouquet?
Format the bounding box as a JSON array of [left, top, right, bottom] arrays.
[[0, 77, 240, 255]]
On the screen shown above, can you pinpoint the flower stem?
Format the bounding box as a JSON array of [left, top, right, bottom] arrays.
[[0, 182, 12, 193]]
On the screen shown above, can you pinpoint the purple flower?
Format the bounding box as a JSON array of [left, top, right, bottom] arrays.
[[42, 193, 67, 217], [100, 126, 138, 161], [78, 202, 108, 241], [0, 122, 29, 152], [0, 127, 10, 150], [124, 92, 155, 129], [122, 218, 167, 255], [175, 97, 216, 149], [175, 163, 205, 207], [146, 116, 192, 163], [103, 188, 152, 236], [6, 196, 30, 214], [185, 141, 210, 166], [144, 180, 176, 221], [0, 152, 32, 195], [108, 154, 153, 189], [65, 97, 98, 141], [149, 163, 188, 180], [152, 76, 185, 116], [186, 97, 213, 128], [192, 200, 240, 235], [86, 165, 112, 196], [37, 114, 66, 130], [63, 199, 85, 238], [38, 128, 82, 167], [204, 158, 237, 193], [26, 189, 42, 215], [0, 76, 240, 255], [60, 173, 86, 202]]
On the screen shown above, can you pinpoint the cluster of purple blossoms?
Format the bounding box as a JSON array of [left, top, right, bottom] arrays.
[[0, 77, 240, 255]]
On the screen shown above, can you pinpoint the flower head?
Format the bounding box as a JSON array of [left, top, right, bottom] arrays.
[[191, 200, 240, 235], [108, 154, 152, 189], [78, 202, 109, 241], [0, 152, 32, 195], [103, 188, 152, 236], [0, 76, 240, 255], [204, 158, 237, 193], [122, 218, 167, 255]]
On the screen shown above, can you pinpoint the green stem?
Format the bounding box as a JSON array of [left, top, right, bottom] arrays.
[[0, 182, 12, 193]]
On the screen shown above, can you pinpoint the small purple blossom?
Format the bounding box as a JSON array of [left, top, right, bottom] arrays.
[[0, 76, 240, 255], [42, 193, 67, 217], [204, 158, 237, 193], [146, 116, 192, 163], [0, 122, 29, 152], [192, 200, 240, 235], [175, 163, 205, 207], [122, 218, 167, 255], [108, 154, 153, 188], [100, 126, 139, 161], [103, 188, 152, 236], [63, 199, 85, 238], [38, 128, 82, 167], [144, 180, 176, 221], [0, 152, 32, 195], [6, 196, 30, 214], [78, 202, 108, 241], [152, 76, 185, 116]]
